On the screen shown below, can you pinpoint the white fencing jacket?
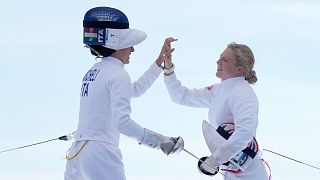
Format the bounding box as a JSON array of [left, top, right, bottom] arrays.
[[164, 74, 262, 165], [75, 57, 162, 146]]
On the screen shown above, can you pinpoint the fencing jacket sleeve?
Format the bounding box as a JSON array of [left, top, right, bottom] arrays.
[[130, 63, 163, 98], [113, 63, 163, 142], [164, 73, 212, 108], [111, 67, 145, 142]]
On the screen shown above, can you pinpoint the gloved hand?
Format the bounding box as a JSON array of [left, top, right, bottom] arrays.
[[160, 136, 184, 156], [197, 156, 219, 176], [140, 129, 184, 156]]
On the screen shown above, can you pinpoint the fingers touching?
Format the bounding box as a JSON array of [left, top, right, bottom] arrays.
[[156, 37, 178, 66]]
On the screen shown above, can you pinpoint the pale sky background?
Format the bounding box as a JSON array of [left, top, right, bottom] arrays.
[[1, 0, 320, 180]]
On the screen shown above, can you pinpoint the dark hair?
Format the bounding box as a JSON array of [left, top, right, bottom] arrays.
[[88, 45, 115, 57]]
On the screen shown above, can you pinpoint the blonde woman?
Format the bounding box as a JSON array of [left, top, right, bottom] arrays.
[[163, 41, 271, 180]]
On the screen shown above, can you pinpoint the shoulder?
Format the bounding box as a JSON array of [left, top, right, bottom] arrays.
[[98, 62, 130, 80], [97, 63, 131, 86], [203, 83, 221, 96], [231, 81, 257, 102], [112, 68, 130, 83], [209, 83, 222, 94]]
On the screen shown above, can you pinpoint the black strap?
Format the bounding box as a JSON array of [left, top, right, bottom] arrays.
[[216, 126, 231, 140], [242, 147, 257, 159], [83, 20, 129, 29], [216, 126, 257, 159]]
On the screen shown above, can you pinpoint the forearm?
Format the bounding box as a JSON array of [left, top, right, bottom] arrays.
[[164, 73, 211, 107], [131, 62, 163, 97]]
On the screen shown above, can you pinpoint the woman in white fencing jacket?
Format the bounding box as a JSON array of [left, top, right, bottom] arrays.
[[163, 41, 271, 180], [64, 7, 184, 180]]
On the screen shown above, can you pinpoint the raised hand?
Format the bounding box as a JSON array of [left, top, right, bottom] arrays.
[[155, 37, 178, 66]]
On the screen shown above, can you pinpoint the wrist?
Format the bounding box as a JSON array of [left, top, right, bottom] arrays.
[[198, 156, 219, 176], [208, 155, 220, 167], [164, 71, 174, 76], [155, 57, 163, 67], [157, 64, 164, 70], [164, 63, 175, 75]]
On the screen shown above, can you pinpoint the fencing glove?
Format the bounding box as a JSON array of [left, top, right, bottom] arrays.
[[197, 156, 219, 176], [140, 128, 184, 156]]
